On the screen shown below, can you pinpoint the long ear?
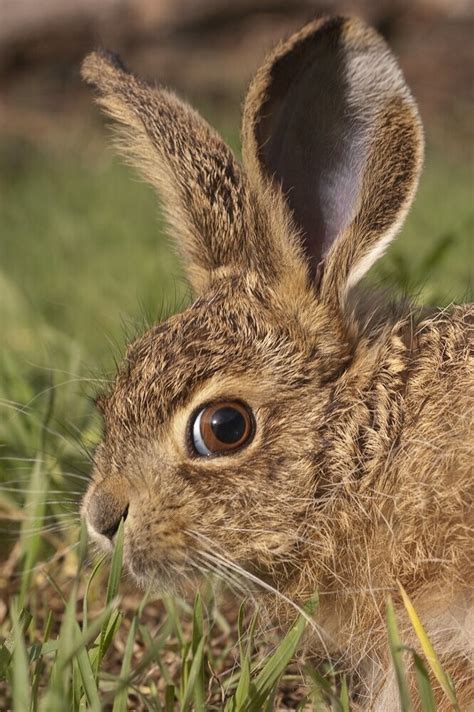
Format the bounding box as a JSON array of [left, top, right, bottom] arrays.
[[242, 16, 424, 305], [82, 51, 252, 295]]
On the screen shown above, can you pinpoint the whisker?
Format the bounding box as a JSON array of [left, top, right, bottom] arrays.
[[23, 361, 113, 382], [6, 541, 81, 579], [193, 552, 253, 602], [3, 522, 80, 536], [20, 376, 107, 411], [0, 456, 47, 463], [56, 471, 91, 483], [0, 486, 84, 496], [0, 512, 79, 522], [0, 400, 85, 451], [187, 529, 334, 663], [0, 476, 87, 492]]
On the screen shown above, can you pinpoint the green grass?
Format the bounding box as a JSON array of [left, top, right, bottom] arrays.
[[0, 132, 472, 709]]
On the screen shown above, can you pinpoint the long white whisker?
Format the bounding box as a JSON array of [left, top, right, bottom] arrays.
[[187, 529, 334, 662], [0, 486, 83, 496], [193, 552, 254, 602], [6, 541, 81, 578], [0, 512, 79, 522], [3, 522, 80, 536]]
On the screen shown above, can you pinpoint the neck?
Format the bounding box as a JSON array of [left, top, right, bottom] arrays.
[[274, 304, 472, 705], [316, 312, 414, 497], [301, 305, 470, 647]]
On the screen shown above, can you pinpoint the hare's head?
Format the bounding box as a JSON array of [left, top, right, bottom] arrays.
[[81, 17, 423, 594]]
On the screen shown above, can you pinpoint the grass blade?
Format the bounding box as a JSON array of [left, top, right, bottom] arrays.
[[339, 677, 350, 712], [30, 609, 53, 709], [112, 614, 139, 712], [180, 637, 205, 712], [413, 653, 436, 712], [41, 582, 79, 711], [74, 630, 102, 712], [227, 606, 257, 711], [305, 666, 342, 712], [191, 594, 206, 712], [386, 595, 412, 712], [95, 519, 124, 675], [82, 553, 107, 632], [245, 609, 307, 712], [10, 601, 31, 712], [19, 457, 47, 608], [398, 583, 460, 710]]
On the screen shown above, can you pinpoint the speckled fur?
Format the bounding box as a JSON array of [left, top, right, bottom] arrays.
[[81, 16, 473, 710]]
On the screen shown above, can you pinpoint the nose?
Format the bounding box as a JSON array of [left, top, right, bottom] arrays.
[[87, 484, 129, 541]]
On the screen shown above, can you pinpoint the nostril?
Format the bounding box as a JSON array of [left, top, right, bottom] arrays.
[[101, 504, 129, 540], [88, 492, 129, 541]]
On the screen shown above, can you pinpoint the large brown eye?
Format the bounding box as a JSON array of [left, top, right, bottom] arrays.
[[191, 401, 254, 456]]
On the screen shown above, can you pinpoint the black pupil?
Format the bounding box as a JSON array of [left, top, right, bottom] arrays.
[[210, 407, 246, 444]]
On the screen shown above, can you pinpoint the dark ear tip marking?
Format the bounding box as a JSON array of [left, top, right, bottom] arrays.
[[81, 48, 130, 88], [95, 48, 129, 73]]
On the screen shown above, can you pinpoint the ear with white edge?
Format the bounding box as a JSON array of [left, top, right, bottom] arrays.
[[242, 15, 424, 305]]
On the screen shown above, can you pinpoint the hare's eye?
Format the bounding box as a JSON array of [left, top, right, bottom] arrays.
[[191, 401, 254, 456]]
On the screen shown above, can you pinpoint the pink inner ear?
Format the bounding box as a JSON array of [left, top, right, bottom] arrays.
[[256, 29, 369, 273], [318, 146, 367, 250]]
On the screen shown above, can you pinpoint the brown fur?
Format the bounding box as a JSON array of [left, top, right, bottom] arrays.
[[81, 17, 473, 710]]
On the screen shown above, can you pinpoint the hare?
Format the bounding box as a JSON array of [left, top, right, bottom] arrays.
[[81, 16, 473, 710]]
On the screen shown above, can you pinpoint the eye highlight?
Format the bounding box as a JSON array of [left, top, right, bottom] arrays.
[[191, 401, 254, 456]]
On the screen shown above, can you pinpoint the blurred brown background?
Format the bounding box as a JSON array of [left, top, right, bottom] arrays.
[[1, 0, 473, 152]]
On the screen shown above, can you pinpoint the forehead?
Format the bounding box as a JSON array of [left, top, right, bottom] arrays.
[[102, 286, 307, 432]]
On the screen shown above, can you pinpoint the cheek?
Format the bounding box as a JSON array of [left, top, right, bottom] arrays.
[[126, 515, 187, 558], [124, 478, 199, 549]]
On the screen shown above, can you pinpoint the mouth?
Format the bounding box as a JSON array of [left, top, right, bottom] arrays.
[[122, 537, 201, 595]]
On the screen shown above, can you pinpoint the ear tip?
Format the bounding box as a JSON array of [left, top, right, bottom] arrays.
[[293, 15, 396, 56], [81, 48, 129, 88]]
